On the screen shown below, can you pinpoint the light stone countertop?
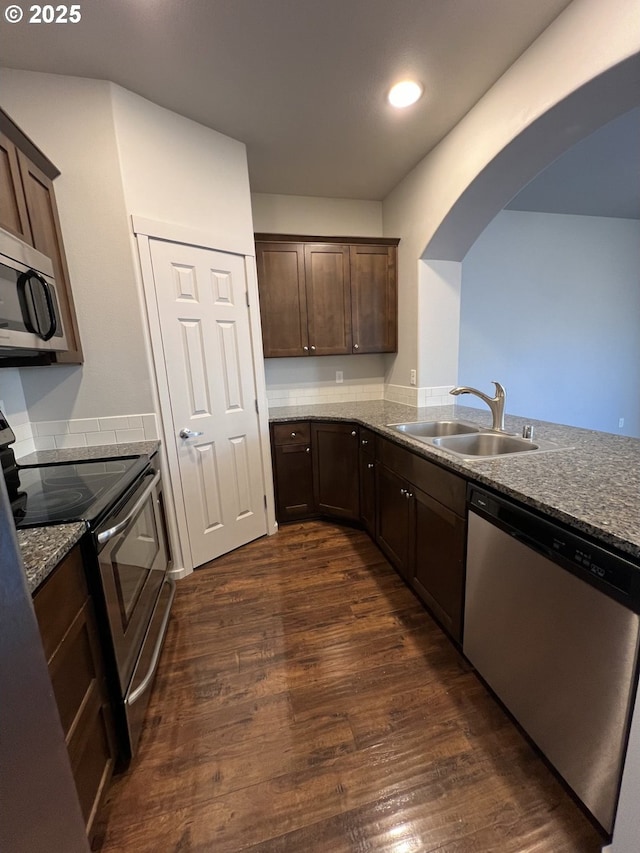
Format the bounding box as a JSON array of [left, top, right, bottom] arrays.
[[17, 523, 87, 595], [269, 401, 640, 561]]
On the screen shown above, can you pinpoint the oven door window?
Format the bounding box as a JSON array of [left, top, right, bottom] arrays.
[[97, 474, 169, 694], [111, 498, 161, 629]]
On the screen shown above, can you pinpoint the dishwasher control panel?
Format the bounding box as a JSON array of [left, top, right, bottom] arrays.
[[468, 487, 640, 612]]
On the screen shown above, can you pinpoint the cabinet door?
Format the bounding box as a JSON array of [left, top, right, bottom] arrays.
[[33, 546, 117, 842], [255, 242, 308, 357], [17, 151, 83, 363], [412, 487, 466, 642], [311, 421, 360, 519], [273, 443, 315, 521], [0, 129, 32, 242], [375, 463, 411, 581], [350, 244, 397, 353], [359, 452, 376, 537], [304, 244, 352, 355]]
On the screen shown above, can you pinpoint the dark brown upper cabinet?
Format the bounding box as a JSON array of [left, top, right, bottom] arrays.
[[0, 108, 83, 364], [350, 243, 397, 353], [255, 234, 398, 358]]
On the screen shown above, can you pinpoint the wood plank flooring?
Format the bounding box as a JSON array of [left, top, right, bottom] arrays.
[[96, 521, 604, 852]]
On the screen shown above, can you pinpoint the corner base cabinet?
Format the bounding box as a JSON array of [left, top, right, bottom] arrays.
[[311, 421, 360, 520]]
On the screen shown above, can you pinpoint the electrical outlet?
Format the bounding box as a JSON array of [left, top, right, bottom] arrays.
[[336, 371, 343, 384], [619, 417, 625, 429], [410, 369, 417, 386]]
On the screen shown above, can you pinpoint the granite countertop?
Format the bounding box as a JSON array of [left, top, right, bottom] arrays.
[[16, 439, 161, 594], [269, 400, 640, 561], [17, 523, 87, 595]]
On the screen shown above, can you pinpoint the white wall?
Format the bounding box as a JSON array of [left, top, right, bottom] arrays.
[[0, 70, 257, 442], [252, 194, 382, 237], [112, 86, 255, 257], [459, 210, 640, 436], [383, 0, 640, 395], [0, 69, 153, 422], [0, 370, 34, 457], [251, 193, 389, 407]]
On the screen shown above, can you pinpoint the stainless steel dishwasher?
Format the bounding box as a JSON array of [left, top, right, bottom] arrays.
[[464, 486, 640, 835]]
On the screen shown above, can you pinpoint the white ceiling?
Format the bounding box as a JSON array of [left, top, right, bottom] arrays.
[[2, 0, 637, 217], [0, 0, 575, 200]]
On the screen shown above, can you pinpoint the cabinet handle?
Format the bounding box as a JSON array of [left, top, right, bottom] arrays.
[[306, 446, 310, 452], [351, 430, 357, 437], [310, 345, 316, 351], [400, 488, 406, 496], [406, 491, 413, 500], [367, 462, 374, 469], [361, 439, 368, 446], [291, 432, 297, 438], [303, 346, 309, 352], [354, 343, 359, 350]]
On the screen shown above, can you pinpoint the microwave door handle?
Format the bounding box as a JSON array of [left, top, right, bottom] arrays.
[[38, 276, 57, 341], [17, 270, 38, 334], [97, 471, 161, 546]]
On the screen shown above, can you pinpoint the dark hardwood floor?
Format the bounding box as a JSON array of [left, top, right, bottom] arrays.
[[97, 521, 604, 852]]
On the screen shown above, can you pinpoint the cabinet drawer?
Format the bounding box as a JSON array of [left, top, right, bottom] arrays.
[[377, 437, 466, 516], [272, 421, 310, 445], [48, 601, 100, 737], [33, 546, 88, 660]]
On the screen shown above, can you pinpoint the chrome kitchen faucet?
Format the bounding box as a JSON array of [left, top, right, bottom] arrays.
[[450, 381, 506, 431]]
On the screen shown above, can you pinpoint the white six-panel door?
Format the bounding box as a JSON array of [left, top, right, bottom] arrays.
[[149, 238, 267, 568]]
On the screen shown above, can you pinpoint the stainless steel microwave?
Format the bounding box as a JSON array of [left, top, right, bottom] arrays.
[[0, 228, 68, 355]]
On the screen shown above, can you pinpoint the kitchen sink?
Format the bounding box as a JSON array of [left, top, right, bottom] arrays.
[[432, 432, 539, 457], [389, 420, 481, 438], [387, 420, 567, 459]]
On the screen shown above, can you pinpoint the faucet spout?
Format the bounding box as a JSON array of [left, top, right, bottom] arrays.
[[450, 381, 506, 431]]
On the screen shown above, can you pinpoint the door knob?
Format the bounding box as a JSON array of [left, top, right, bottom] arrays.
[[179, 428, 204, 439]]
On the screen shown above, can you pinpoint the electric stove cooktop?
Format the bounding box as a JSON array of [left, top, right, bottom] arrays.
[[12, 456, 149, 529]]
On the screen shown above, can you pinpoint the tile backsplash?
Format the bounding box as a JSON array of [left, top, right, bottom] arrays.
[[13, 413, 159, 459], [266, 382, 453, 409]]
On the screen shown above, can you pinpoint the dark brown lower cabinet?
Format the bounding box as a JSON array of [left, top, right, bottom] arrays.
[[375, 435, 467, 642], [311, 421, 360, 520], [412, 487, 466, 641], [273, 443, 315, 521], [271, 421, 316, 522], [33, 544, 116, 844], [359, 434, 376, 537], [270, 420, 467, 643], [375, 463, 412, 583]]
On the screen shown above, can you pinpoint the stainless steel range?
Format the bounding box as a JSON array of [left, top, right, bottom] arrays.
[[1, 409, 175, 763]]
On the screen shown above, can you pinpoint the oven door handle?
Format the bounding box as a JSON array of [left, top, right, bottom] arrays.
[[97, 470, 161, 546], [127, 577, 176, 705]]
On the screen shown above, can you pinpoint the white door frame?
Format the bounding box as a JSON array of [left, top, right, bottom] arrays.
[[132, 216, 277, 578]]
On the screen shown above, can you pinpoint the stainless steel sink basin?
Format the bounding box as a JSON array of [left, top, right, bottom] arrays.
[[432, 432, 539, 457], [389, 420, 480, 438]]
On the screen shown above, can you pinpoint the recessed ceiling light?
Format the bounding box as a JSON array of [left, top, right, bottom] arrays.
[[388, 80, 423, 108]]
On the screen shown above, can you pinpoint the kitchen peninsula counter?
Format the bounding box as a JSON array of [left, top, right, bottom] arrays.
[[269, 400, 640, 561]]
